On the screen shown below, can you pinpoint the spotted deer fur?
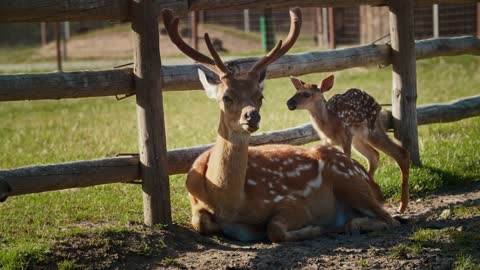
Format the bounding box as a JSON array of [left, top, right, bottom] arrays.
[[163, 8, 399, 242], [287, 75, 410, 213]]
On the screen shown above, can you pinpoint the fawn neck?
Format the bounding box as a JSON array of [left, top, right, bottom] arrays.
[[206, 113, 250, 214], [308, 100, 330, 127]]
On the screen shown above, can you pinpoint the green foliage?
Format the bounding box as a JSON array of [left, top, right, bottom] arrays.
[[58, 260, 81, 270], [0, 242, 50, 270]]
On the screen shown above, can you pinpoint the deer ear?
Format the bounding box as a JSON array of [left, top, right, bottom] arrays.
[[198, 68, 219, 99], [320, 75, 334, 92], [290, 76, 304, 90]]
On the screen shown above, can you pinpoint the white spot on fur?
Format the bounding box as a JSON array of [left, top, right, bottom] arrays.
[[268, 182, 273, 188], [270, 190, 276, 195], [282, 185, 288, 190], [287, 195, 296, 200], [247, 179, 257, 186], [251, 162, 258, 168], [273, 195, 284, 202], [264, 200, 271, 204], [348, 170, 354, 176], [339, 162, 345, 167]]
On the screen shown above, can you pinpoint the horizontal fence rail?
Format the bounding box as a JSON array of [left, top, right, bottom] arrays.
[[1, 36, 478, 102], [0, 0, 477, 22], [1, 95, 479, 199], [0, 69, 133, 101]]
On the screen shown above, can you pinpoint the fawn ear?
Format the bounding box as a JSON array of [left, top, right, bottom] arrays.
[[198, 68, 219, 99], [319, 75, 334, 92], [290, 76, 304, 90]]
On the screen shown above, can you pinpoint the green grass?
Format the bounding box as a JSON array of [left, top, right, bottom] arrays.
[[0, 55, 479, 268]]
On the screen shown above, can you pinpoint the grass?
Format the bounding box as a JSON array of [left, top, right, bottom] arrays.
[[0, 55, 479, 268]]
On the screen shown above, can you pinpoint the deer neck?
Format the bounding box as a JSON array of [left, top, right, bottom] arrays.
[[308, 100, 336, 139], [206, 113, 250, 215]]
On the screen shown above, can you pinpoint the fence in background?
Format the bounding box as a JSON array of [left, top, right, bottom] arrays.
[[0, 0, 479, 225]]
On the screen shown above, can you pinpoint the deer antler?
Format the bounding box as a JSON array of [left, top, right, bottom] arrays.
[[162, 9, 231, 78], [248, 7, 302, 78]]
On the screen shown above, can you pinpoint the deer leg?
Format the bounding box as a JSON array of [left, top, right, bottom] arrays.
[[342, 133, 353, 157], [190, 197, 222, 235], [344, 217, 391, 232], [352, 137, 380, 177], [333, 173, 397, 226], [266, 207, 312, 242], [368, 123, 410, 213]]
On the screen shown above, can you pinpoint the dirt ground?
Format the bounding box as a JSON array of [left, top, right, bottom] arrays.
[[45, 185, 480, 270]]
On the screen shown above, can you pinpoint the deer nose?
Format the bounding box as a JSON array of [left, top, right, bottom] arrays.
[[245, 110, 261, 125], [287, 99, 297, 110]]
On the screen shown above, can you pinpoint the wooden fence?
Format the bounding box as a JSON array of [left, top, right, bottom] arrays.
[[0, 0, 479, 225]]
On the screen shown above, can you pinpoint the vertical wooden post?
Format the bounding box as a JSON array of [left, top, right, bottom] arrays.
[[328, 7, 335, 49], [131, 0, 172, 225], [191, 11, 198, 50], [433, 4, 439, 38], [477, 3, 480, 37], [40, 22, 47, 46], [389, 0, 421, 166], [54, 22, 62, 71], [322, 8, 328, 46], [315, 8, 322, 47], [244, 9, 250, 33]]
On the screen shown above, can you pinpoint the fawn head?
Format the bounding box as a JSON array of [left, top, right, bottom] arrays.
[[286, 75, 334, 111], [163, 8, 302, 134]]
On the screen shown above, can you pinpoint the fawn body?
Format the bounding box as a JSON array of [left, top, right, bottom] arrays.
[[287, 75, 410, 213], [163, 8, 399, 242]]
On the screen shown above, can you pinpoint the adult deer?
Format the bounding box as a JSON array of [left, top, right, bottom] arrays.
[[163, 8, 399, 242], [287, 75, 410, 213]]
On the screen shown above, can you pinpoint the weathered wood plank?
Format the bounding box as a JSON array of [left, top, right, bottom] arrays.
[[0, 0, 129, 22], [132, 0, 172, 225], [0, 69, 133, 101], [1, 95, 479, 199], [0, 36, 478, 102], [0, 157, 140, 197], [1, 0, 477, 22], [389, 0, 421, 166]]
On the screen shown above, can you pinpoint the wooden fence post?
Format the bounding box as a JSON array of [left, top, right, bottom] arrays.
[[389, 0, 421, 166], [131, 0, 172, 225]]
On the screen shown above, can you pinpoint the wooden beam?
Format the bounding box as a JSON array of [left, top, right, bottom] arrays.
[[0, 36, 478, 102], [0, 157, 140, 198], [0, 0, 130, 22], [0, 69, 133, 102], [1, 95, 479, 199], [132, 0, 172, 225], [389, 0, 421, 166], [1, 0, 477, 22]]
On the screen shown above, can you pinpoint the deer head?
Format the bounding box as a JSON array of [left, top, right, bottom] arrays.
[[163, 8, 302, 134], [287, 75, 334, 111]]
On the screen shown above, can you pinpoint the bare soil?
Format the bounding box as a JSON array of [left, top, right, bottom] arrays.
[[43, 185, 480, 270]]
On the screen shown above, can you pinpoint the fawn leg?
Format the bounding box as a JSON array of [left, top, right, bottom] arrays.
[[368, 122, 410, 213], [266, 207, 313, 242], [352, 137, 380, 177]]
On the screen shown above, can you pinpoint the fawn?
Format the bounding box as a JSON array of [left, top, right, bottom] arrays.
[[163, 8, 399, 242], [287, 75, 410, 213]]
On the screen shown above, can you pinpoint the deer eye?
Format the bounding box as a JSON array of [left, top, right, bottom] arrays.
[[302, 92, 311, 98], [222, 96, 233, 104]]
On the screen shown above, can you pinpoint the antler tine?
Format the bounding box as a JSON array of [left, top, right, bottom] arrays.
[[247, 40, 283, 78], [204, 33, 231, 77], [162, 9, 224, 75], [248, 7, 302, 77]]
